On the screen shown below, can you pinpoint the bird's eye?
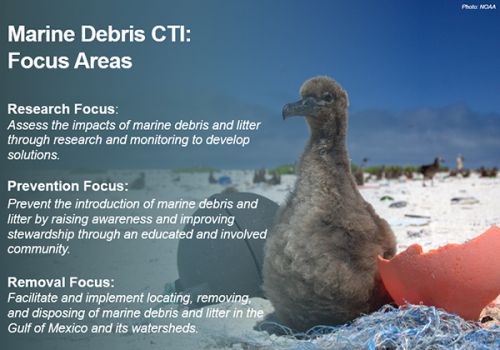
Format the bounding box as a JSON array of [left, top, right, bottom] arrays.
[[322, 92, 334, 102]]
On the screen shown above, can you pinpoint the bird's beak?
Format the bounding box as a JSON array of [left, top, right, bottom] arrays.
[[282, 97, 320, 120]]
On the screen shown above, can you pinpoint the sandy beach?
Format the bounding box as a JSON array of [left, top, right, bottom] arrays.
[[16, 168, 500, 349]]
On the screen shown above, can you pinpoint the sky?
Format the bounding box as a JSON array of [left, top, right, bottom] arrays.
[[1, 0, 499, 169]]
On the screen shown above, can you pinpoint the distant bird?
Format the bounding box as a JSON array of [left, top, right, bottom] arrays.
[[353, 158, 368, 186], [456, 154, 464, 171], [479, 167, 498, 178], [375, 166, 385, 180], [452, 154, 470, 178], [262, 76, 397, 332], [420, 157, 442, 186], [266, 171, 281, 185], [208, 171, 217, 184], [384, 166, 402, 180], [404, 168, 414, 180], [253, 169, 266, 183], [492, 167, 498, 177], [479, 167, 486, 177]]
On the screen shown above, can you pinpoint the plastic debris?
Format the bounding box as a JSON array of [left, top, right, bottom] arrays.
[[389, 201, 407, 208], [244, 305, 500, 350], [451, 197, 480, 205], [379, 226, 500, 320], [218, 176, 232, 186], [389, 217, 430, 227]]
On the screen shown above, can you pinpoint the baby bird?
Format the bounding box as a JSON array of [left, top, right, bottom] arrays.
[[262, 76, 397, 331]]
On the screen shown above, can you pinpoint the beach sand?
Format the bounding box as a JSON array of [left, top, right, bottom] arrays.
[[17, 169, 500, 349]]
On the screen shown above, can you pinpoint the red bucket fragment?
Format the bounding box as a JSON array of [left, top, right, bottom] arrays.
[[378, 226, 500, 320]]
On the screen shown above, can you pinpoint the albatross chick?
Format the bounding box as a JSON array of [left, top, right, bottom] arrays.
[[262, 76, 397, 331]]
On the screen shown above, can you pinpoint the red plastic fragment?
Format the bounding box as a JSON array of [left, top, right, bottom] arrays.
[[378, 226, 500, 320]]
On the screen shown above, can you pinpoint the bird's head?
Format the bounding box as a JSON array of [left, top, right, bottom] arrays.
[[282, 76, 349, 134], [435, 157, 445, 165]]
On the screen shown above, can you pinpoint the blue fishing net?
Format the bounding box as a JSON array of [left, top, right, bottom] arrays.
[[259, 305, 499, 350]]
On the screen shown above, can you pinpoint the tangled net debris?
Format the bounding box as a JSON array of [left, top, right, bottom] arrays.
[[255, 305, 499, 350]]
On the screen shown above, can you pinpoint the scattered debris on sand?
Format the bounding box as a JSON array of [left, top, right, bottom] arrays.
[[451, 196, 480, 205], [390, 201, 407, 208]]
